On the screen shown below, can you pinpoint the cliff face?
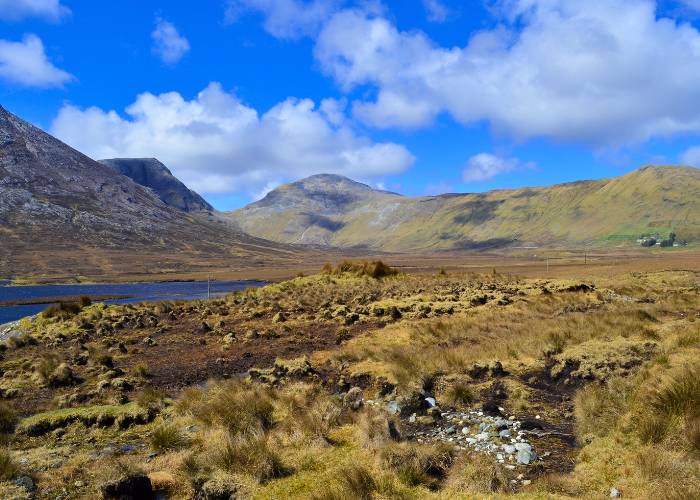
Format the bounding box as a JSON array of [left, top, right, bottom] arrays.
[[99, 158, 213, 212]]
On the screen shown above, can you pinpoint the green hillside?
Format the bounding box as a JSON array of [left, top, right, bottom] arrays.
[[228, 166, 700, 251]]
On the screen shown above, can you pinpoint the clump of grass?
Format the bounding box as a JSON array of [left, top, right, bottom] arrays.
[[133, 363, 151, 378], [34, 353, 60, 384], [322, 260, 398, 279], [380, 442, 454, 489], [42, 301, 83, 320], [0, 403, 17, 434], [277, 384, 343, 443], [213, 431, 285, 483], [0, 448, 18, 480], [356, 407, 396, 449], [574, 379, 630, 441], [150, 422, 185, 452], [311, 464, 378, 500], [444, 453, 510, 494], [177, 381, 275, 435], [135, 387, 168, 411], [443, 382, 474, 407], [5, 334, 36, 350], [637, 365, 700, 450]]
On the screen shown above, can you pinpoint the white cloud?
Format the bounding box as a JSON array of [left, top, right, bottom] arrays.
[[0, 34, 73, 87], [225, 0, 340, 39], [315, 1, 700, 146], [151, 18, 190, 65], [50, 82, 414, 197], [463, 153, 534, 182], [423, 0, 449, 22], [0, 0, 69, 22], [679, 0, 700, 11], [680, 146, 700, 166]]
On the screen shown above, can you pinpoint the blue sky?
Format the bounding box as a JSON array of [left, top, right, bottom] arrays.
[[2, 0, 700, 210]]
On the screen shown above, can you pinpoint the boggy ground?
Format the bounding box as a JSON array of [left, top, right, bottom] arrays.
[[0, 262, 698, 498]]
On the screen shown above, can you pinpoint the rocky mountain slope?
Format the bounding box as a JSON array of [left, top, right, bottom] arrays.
[[99, 158, 212, 212], [229, 168, 700, 251], [0, 105, 301, 279]]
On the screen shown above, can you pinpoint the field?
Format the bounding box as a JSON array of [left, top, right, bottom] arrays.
[[0, 252, 698, 498]]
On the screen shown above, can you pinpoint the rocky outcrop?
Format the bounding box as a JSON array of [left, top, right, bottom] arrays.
[[99, 158, 212, 212]]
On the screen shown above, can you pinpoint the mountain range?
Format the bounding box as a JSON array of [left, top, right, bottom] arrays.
[[228, 168, 700, 251], [1, 101, 699, 281], [0, 105, 301, 279]]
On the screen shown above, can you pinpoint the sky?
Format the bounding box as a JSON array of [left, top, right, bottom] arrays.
[[3, 0, 700, 210]]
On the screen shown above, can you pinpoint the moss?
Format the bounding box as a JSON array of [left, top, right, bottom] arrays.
[[17, 402, 153, 436]]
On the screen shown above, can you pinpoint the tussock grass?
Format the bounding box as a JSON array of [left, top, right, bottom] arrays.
[[0, 403, 17, 434], [322, 260, 398, 279], [636, 365, 700, 451], [150, 421, 185, 452], [0, 448, 18, 481], [212, 430, 285, 483], [380, 442, 454, 489], [310, 464, 378, 500], [176, 380, 275, 435]]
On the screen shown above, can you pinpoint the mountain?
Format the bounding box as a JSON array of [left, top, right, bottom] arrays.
[[0, 105, 301, 279], [228, 167, 700, 251], [99, 158, 213, 212]]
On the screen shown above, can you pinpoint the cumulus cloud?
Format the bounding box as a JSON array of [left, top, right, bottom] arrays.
[[679, 0, 700, 11], [680, 146, 700, 166], [0, 34, 73, 87], [151, 18, 190, 65], [423, 0, 449, 22], [225, 0, 341, 39], [50, 82, 414, 197], [0, 0, 69, 22], [314, 0, 700, 146], [463, 153, 534, 182]]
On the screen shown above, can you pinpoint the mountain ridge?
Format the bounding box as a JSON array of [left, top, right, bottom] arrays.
[[0, 104, 302, 279], [228, 165, 700, 251], [99, 157, 213, 212]]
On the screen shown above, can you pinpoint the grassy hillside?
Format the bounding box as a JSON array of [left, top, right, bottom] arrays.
[[229, 166, 700, 251]]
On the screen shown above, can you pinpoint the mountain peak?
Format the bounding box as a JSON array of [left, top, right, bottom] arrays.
[[229, 165, 700, 251], [99, 158, 212, 212]]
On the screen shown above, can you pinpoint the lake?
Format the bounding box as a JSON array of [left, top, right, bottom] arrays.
[[0, 280, 265, 325]]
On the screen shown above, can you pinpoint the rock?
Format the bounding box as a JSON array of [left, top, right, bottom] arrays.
[[503, 444, 516, 454], [520, 418, 544, 431], [425, 397, 436, 407], [387, 306, 402, 320], [143, 337, 156, 346], [343, 387, 364, 410], [15, 475, 36, 492], [427, 406, 442, 419], [415, 416, 435, 426], [499, 429, 512, 438], [195, 477, 238, 500], [385, 401, 400, 415], [610, 488, 621, 498], [344, 313, 360, 325], [101, 474, 154, 499], [515, 443, 536, 465]]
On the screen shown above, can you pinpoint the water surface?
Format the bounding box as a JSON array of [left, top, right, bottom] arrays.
[[0, 280, 265, 325]]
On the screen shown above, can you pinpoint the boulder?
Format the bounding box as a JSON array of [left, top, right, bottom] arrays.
[[343, 387, 364, 410], [101, 474, 154, 499], [194, 477, 238, 500]]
